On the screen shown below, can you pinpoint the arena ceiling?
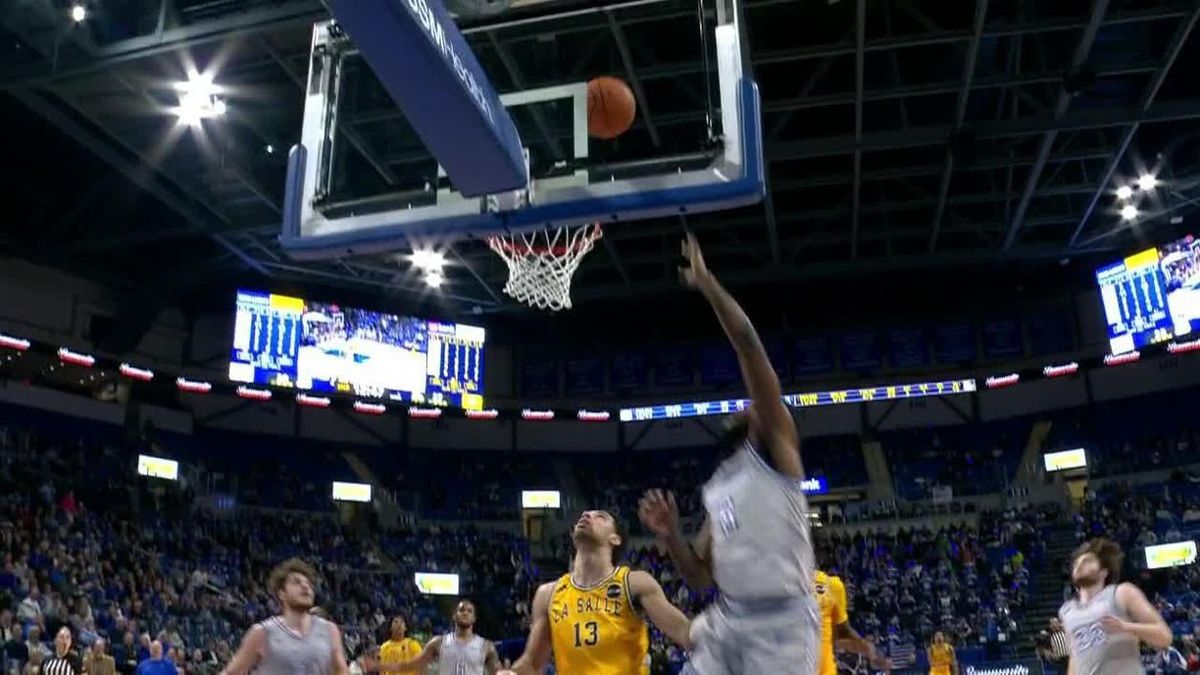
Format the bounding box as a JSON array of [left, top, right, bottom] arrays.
[[3, 0, 1200, 337]]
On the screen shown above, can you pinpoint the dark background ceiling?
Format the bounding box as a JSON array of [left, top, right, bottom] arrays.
[[3, 0, 1200, 348]]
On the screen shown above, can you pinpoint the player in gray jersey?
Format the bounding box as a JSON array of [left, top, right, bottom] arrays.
[[1059, 538, 1171, 675], [221, 558, 349, 675], [638, 234, 818, 675], [375, 599, 501, 675]]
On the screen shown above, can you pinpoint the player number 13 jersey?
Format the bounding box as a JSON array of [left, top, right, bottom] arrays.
[[548, 565, 650, 675]]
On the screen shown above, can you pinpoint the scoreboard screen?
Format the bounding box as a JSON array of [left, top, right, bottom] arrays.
[[1097, 235, 1200, 354], [229, 290, 485, 410]]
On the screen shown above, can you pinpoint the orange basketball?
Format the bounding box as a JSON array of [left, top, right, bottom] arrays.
[[586, 76, 636, 140]]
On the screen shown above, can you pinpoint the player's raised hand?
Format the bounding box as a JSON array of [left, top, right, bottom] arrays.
[[638, 489, 680, 539], [679, 233, 712, 289]]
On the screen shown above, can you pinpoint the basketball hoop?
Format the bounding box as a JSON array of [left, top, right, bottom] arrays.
[[488, 223, 602, 311]]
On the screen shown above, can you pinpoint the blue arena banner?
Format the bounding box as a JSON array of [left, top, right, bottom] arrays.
[[619, 378, 977, 422], [839, 331, 881, 372], [654, 347, 694, 387], [565, 356, 604, 395], [934, 322, 976, 363], [983, 318, 1024, 359], [888, 327, 930, 369], [792, 335, 834, 376], [609, 351, 648, 391], [1028, 307, 1074, 355], [520, 358, 558, 397], [700, 343, 740, 385], [327, 0, 526, 196]]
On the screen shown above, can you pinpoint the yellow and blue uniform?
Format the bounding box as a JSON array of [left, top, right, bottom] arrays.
[[929, 643, 955, 675], [379, 637, 422, 674], [548, 565, 650, 675], [815, 570, 850, 675]]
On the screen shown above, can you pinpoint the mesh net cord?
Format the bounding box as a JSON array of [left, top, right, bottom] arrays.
[[487, 223, 602, 311]]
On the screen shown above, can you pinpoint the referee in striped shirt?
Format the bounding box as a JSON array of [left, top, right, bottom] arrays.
[[1036, 618, 1071, 667], [41, 626, 84, 675]]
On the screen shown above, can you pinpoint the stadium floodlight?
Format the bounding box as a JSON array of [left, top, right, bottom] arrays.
[[1120, 204, 1139, 221], [1115, 185, 1133, 201], [424, 270, 444, 288], [1137, 174, 1158, 191], [70, 5, 87, 22], [172, 73, 225, 126], [411, 249, 447, 272]]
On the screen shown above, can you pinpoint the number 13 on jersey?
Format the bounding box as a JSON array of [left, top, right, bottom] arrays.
[[574, 621, 598, 647]]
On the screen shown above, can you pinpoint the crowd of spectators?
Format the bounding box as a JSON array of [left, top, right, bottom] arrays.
[[0, 421, 538, 675]]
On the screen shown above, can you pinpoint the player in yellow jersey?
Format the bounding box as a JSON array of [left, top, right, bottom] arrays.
[[499, 509, 692, 675], [378, 615, 422, 674], [927, 632, 957, 675], [813, 569, 889, 675]]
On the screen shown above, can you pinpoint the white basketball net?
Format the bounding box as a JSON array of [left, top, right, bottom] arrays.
[[487, 223, 602, 311]]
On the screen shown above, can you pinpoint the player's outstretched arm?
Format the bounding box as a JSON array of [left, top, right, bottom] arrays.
[[679, 234, 801, 477], [638, 490, 714, 591], [1108, 582, 1172, 650], [220, 625, 265, 675], [628, 570, 691, 650], [498, 583, 554, 675], [834, 623, 890, 672]]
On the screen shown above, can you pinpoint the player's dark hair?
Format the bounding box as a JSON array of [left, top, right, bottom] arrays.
[[601, 510, 627, 565], [268, 558, 318, 596], [1072, 538, 1124, 585]]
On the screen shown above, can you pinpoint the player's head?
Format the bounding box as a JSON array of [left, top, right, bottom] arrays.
[[268, 558, 318, 612], [1071, 538, 1123, 587], [572, 509, 626, 565], [721, 407, 782, 458], [452, 599, 476, 630], [390, 614, 408, 639], [933, 631, 945, 645]]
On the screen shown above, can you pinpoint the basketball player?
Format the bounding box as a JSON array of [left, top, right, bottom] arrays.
[[814, 567, 889, 675], [220, 558, 350, 675], [378, 615, 422, 674], [927, 632, 956, 675], [637, 234, 819, 675], [375, 599, 501, 674], [498, 509, 692, 675], [1060, 538, 1171, 675]]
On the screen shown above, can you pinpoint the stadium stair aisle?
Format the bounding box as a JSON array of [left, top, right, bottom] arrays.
[[1018, 523, 1077, 652], [862, 440, 895, 500], [341, 449, 404, 569], [1014, 420, 1056, 485]]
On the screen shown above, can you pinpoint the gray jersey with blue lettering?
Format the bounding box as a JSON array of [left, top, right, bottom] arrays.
[[254, 615, 335, 675], [702, 439, 815, 600], [1059, 585, 1143, 675], [436, 633, 486, 675]]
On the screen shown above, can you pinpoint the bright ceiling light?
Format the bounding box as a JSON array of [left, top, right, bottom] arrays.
[[411, 249, 447, 272], [1115, 185, 1133, 201], [1120, 204, 1139, 221], [425, 271, 445, 288], [70, 5, 87, 22], [172, 73, 225, 126], [1137, 174, 1158, 191]]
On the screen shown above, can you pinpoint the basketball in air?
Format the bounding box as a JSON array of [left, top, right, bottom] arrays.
[[586, 76, 637, 140]]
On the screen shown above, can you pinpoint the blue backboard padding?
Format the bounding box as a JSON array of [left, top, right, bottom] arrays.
[[327, 0, 527, 197], [281, 79, 763, 258]]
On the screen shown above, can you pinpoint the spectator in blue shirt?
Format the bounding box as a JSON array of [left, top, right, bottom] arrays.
[[134, 641, 178, 675]]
